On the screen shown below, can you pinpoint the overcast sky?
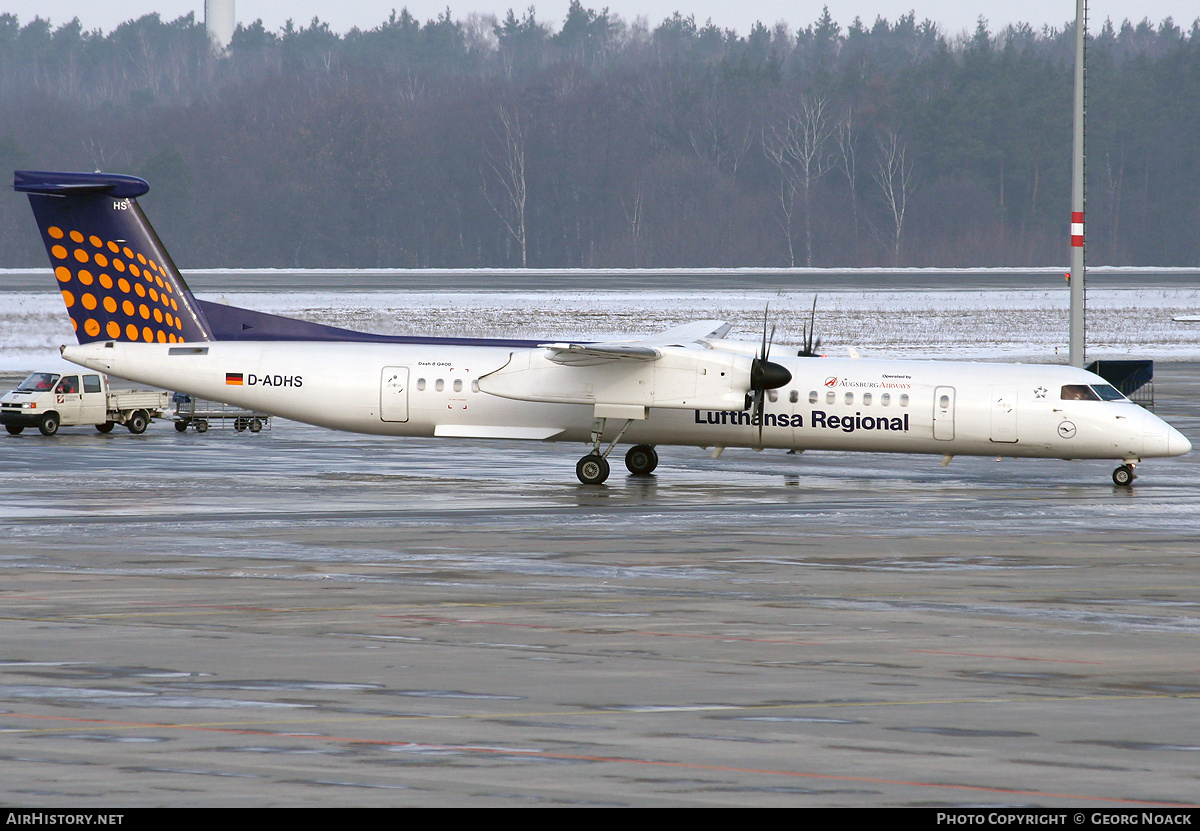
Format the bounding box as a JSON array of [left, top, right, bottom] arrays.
[[6, 1, 1198, 41]]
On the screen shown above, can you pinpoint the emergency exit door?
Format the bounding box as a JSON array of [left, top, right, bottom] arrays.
[[380, 367, 409, 422]]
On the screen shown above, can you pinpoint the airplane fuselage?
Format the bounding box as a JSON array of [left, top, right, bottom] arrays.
[[62, 340, 1186, 463]]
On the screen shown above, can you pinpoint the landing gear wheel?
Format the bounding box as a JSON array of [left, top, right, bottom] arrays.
[[6, 425, 24, 435], [576, 454, 610, 485], [174, 420, 188, 432], [97, 421, 115, 433], [248, 417, 263, 433], [1112, 464, 1136, 486], [38, 413, 59, 436], [625, 444, 658, 475], [126, 411, 148, 434]]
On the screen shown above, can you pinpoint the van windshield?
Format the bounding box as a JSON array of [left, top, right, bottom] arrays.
[[16, 372, 59, 392]]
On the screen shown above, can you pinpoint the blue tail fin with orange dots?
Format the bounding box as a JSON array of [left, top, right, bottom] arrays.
[[15, 170, 215, 345], [17, 170, 546, 347]]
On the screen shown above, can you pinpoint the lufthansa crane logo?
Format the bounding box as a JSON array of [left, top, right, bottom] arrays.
[[1057, 421, 1077, 439]]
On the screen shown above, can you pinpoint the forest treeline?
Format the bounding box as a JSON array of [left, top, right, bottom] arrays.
[[1, 5, 1198, 268]]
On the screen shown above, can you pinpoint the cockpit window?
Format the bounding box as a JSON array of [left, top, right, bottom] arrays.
[[1092, 384, 1125, 401], [1060, 384, 1100, 401]]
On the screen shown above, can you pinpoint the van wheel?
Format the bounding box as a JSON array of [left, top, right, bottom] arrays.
[[6, 425, 24, 435], [39, 413, 60, 436], [127, 411, 148, 434], [96, 422, 115, 433], [174, 420, 188, 432]]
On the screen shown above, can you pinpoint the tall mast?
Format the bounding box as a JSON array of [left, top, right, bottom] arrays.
[[1068, 0, 1087, 367]]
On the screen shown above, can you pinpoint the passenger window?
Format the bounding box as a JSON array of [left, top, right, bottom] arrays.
[[767, 390, 778, 403], [808, 391, 818, 404], [435, 379, 444, 392], [789, 390, 799, 404], [83, 375, 102, 394], [863, 393, 872, 406], [825, 391, 835, 405], [939, 394, 950, 409], [453, 379, 463, 392], [899, 394, 910, 407], [844, 392, 853, 405], [471, 380, 480, 393], [881, 393, 891, 406], [56, 376, 79, 394], [417, 378, 426, 391]]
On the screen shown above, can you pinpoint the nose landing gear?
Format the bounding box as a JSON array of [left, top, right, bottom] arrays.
[[1112, 463, 1136, 487]]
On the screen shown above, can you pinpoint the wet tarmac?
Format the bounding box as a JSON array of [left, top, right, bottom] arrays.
[[1, 366, 1199, 807]]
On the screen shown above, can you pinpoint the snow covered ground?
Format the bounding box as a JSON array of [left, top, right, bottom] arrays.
[[2, 276, 1199, 373]]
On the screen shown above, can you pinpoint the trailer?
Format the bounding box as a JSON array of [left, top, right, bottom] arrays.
[[172, 393, 271, 433], [1, 371, 170, 435]]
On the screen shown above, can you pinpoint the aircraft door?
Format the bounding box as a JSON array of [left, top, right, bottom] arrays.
[[933, 385, 955, 440], [380, 367, 410, 423], [989, 386, 1019, 443]]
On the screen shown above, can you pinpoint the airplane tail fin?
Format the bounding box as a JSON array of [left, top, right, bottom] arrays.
[[15, 170, 214, 344]]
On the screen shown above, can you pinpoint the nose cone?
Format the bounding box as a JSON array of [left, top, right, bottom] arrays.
[[1142, 410, 1191, 457], [1169, 425, 1192, 456]]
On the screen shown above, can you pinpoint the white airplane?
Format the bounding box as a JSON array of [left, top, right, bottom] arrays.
[[13, 170, 1191, 486]]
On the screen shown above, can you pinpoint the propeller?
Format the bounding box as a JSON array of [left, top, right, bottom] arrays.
[[798, 295, 824, 357], [748, 304, 793, 446]]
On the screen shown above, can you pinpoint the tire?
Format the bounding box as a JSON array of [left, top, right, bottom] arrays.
[[625, 444, 659, 475], [174, 420, 188, 432], [234, 417, 247, 432], [96, 422, 115, 433], [248, 417, 263, 433], [126, 411, 148, 434], [576, 454, 610, 485], [38, 412, 60, 436], [1112, 465, 1134, 486], [6, 424, 24, 435], [195, 419, 208, 433]]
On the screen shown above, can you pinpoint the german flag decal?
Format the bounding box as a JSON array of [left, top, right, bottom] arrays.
[[226, 372, 244, 385]]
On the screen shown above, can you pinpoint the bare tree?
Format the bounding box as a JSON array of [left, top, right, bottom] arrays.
[[762, 95, 834, 267], [833, 109, 861, 261], [873, 130, 914, 265], [481, 105, 529, 267]]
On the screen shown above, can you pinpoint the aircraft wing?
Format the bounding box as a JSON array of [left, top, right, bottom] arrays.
[[540, 320, 732, 366]]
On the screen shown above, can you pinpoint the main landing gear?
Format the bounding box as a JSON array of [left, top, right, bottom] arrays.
[[1112, 463, 1137, 487], [575, 417, 658, 484]]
